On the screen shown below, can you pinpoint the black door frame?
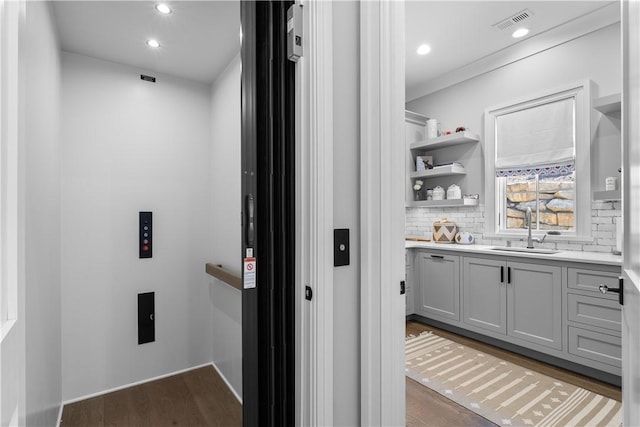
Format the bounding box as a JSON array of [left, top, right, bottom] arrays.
[[240, 2, 295, 425]]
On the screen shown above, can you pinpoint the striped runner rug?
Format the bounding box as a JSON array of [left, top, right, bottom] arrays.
[[406, 331, 622, 427]]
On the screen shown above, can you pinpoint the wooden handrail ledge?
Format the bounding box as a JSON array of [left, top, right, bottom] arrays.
[[205, 263, 242, 291]]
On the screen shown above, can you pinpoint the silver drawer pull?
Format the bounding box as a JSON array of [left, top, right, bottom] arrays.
[[599, 284, 619, 294], [599, 277, 624, 305]]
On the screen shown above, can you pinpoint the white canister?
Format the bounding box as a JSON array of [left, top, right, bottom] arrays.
[[432, 186, 445, 200], [426, 119, 440, 139], [605, 176, 618, 191], [447, 184, 461, 199]]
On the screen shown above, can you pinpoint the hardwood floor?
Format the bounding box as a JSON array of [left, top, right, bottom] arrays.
[[62, 324, 620, 427], [406, 320, 621, 427], [61, 366, 241, 427]]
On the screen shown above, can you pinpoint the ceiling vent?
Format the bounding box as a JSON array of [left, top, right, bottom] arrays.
[[493, 9, 534, 31]]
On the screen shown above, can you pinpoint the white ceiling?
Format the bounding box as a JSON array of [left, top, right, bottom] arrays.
[[51, 1, 618, 90], [406, 0, 619, 100], [52, 1, 240, 84]]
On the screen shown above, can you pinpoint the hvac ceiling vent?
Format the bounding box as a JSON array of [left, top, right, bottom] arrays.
[[493, 9, 534, 31]]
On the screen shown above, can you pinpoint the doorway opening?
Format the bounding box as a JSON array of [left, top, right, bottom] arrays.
[[403, 1, 623, 425]]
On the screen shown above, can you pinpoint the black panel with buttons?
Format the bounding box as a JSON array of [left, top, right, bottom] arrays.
[[139, 211, 152, 258]]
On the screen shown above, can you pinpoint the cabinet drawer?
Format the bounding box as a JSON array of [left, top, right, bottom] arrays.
[[568, 268, 619, 295], [568, 326, 621, 368], [567, 293, 621, 332]]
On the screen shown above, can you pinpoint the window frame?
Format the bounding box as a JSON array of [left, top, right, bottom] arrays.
[[484, 80, 592, 241]]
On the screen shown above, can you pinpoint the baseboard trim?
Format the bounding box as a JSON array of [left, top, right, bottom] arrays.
[[56, 402, 63, 427], [60, 362, 214, 407], [211, 361, 243, 404], [57, 361, 243, 426]]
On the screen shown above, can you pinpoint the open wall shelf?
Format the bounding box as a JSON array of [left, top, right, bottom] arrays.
[[410, 131, 480, 152]]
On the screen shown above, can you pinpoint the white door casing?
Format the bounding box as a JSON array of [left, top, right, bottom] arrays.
[[295, 1, 334, 425], [360, 1, 406, 425], [622, 0, 640, 424], [0, 0, 26, 425]]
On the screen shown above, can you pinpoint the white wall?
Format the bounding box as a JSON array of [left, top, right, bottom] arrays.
[[60, 52, 214, 401], [406, 23, 622, 201], [23, 2, 62, 425], [405, 23, 622, 250], [208, 53, 242, 399], [332, 2, 361, 425]]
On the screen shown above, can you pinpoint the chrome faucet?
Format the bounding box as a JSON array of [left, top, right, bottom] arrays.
[[525, 207, 547, 249]]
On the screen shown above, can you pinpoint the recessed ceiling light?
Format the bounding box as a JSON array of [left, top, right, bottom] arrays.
[[155, 4, 172, 14], [417, 44, 431, 55], [146, 39, 160, 48], [512, 28, 529, 38]]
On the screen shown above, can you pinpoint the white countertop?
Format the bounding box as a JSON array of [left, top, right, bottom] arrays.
[[405, 241, 622, 267]]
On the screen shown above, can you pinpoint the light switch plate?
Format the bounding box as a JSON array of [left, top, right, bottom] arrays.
[[334, 228, 350, 267]]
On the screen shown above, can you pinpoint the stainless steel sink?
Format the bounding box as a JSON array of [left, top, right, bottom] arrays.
[[489, 247, 560, 255]]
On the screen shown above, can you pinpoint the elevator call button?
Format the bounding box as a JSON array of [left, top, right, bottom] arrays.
[[139, 211, 152, 258]]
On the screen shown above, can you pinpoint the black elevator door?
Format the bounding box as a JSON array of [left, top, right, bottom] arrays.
[[240, 2, 295, 426]]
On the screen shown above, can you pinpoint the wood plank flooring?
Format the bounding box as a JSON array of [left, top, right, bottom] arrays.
[[60, 366, 241, 427], [62, 323, 620, 427], [406, 320, 621, 427]]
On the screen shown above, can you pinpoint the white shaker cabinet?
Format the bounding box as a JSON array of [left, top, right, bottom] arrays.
[[507, 261, 562, 351], [462, 257, 507, 334], [414, 251, 460, 322], [462, 257, 562, 351]]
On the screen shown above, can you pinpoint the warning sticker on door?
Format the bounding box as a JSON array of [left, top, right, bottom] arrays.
[[243, 257, 256, 289]]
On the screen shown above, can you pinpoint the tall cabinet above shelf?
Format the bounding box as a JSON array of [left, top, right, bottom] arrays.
[[405, 109, 480, 207], [592, 94, 621, 202]]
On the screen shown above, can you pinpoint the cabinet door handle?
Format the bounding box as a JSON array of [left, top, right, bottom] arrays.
[[599, 277, 624, 305], [245, 194, 254, 246], [500, 266, 504, 283], [430, 254, 444, 259], [507, 266, 511, 284]]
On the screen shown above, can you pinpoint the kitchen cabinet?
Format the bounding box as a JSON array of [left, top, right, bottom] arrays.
[[408, 245, 623, 379], [507, 261, 562, 350], [462, 257, 562, 351], [462, 257, 507, 334], [414, 251, 459, 322], [566, 267, 621, 371], [592, 94, 622, 202]]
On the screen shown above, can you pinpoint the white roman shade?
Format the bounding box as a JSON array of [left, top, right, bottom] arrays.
[[495, 96, 575, 170]]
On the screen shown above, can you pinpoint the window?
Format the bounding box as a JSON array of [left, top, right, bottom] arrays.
[[499, 169, 575, 232], [484, 81, 591, 240]]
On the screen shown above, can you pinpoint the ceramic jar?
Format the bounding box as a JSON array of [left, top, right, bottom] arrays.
[[447, 184, 461, 199], [432, 186, 445, 200]]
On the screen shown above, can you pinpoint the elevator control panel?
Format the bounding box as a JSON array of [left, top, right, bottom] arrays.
[[139, 211, 152, 258]]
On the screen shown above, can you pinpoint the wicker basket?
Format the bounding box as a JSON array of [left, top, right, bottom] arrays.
[[433, 218, 457, 243]]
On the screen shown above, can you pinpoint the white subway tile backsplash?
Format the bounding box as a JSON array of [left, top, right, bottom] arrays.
[[597, 209, 620, 217], [556, 243, 584, 251], [406, 201, 621, 254], [597, 224, 616, 232], [592, 217, 614, 224]]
